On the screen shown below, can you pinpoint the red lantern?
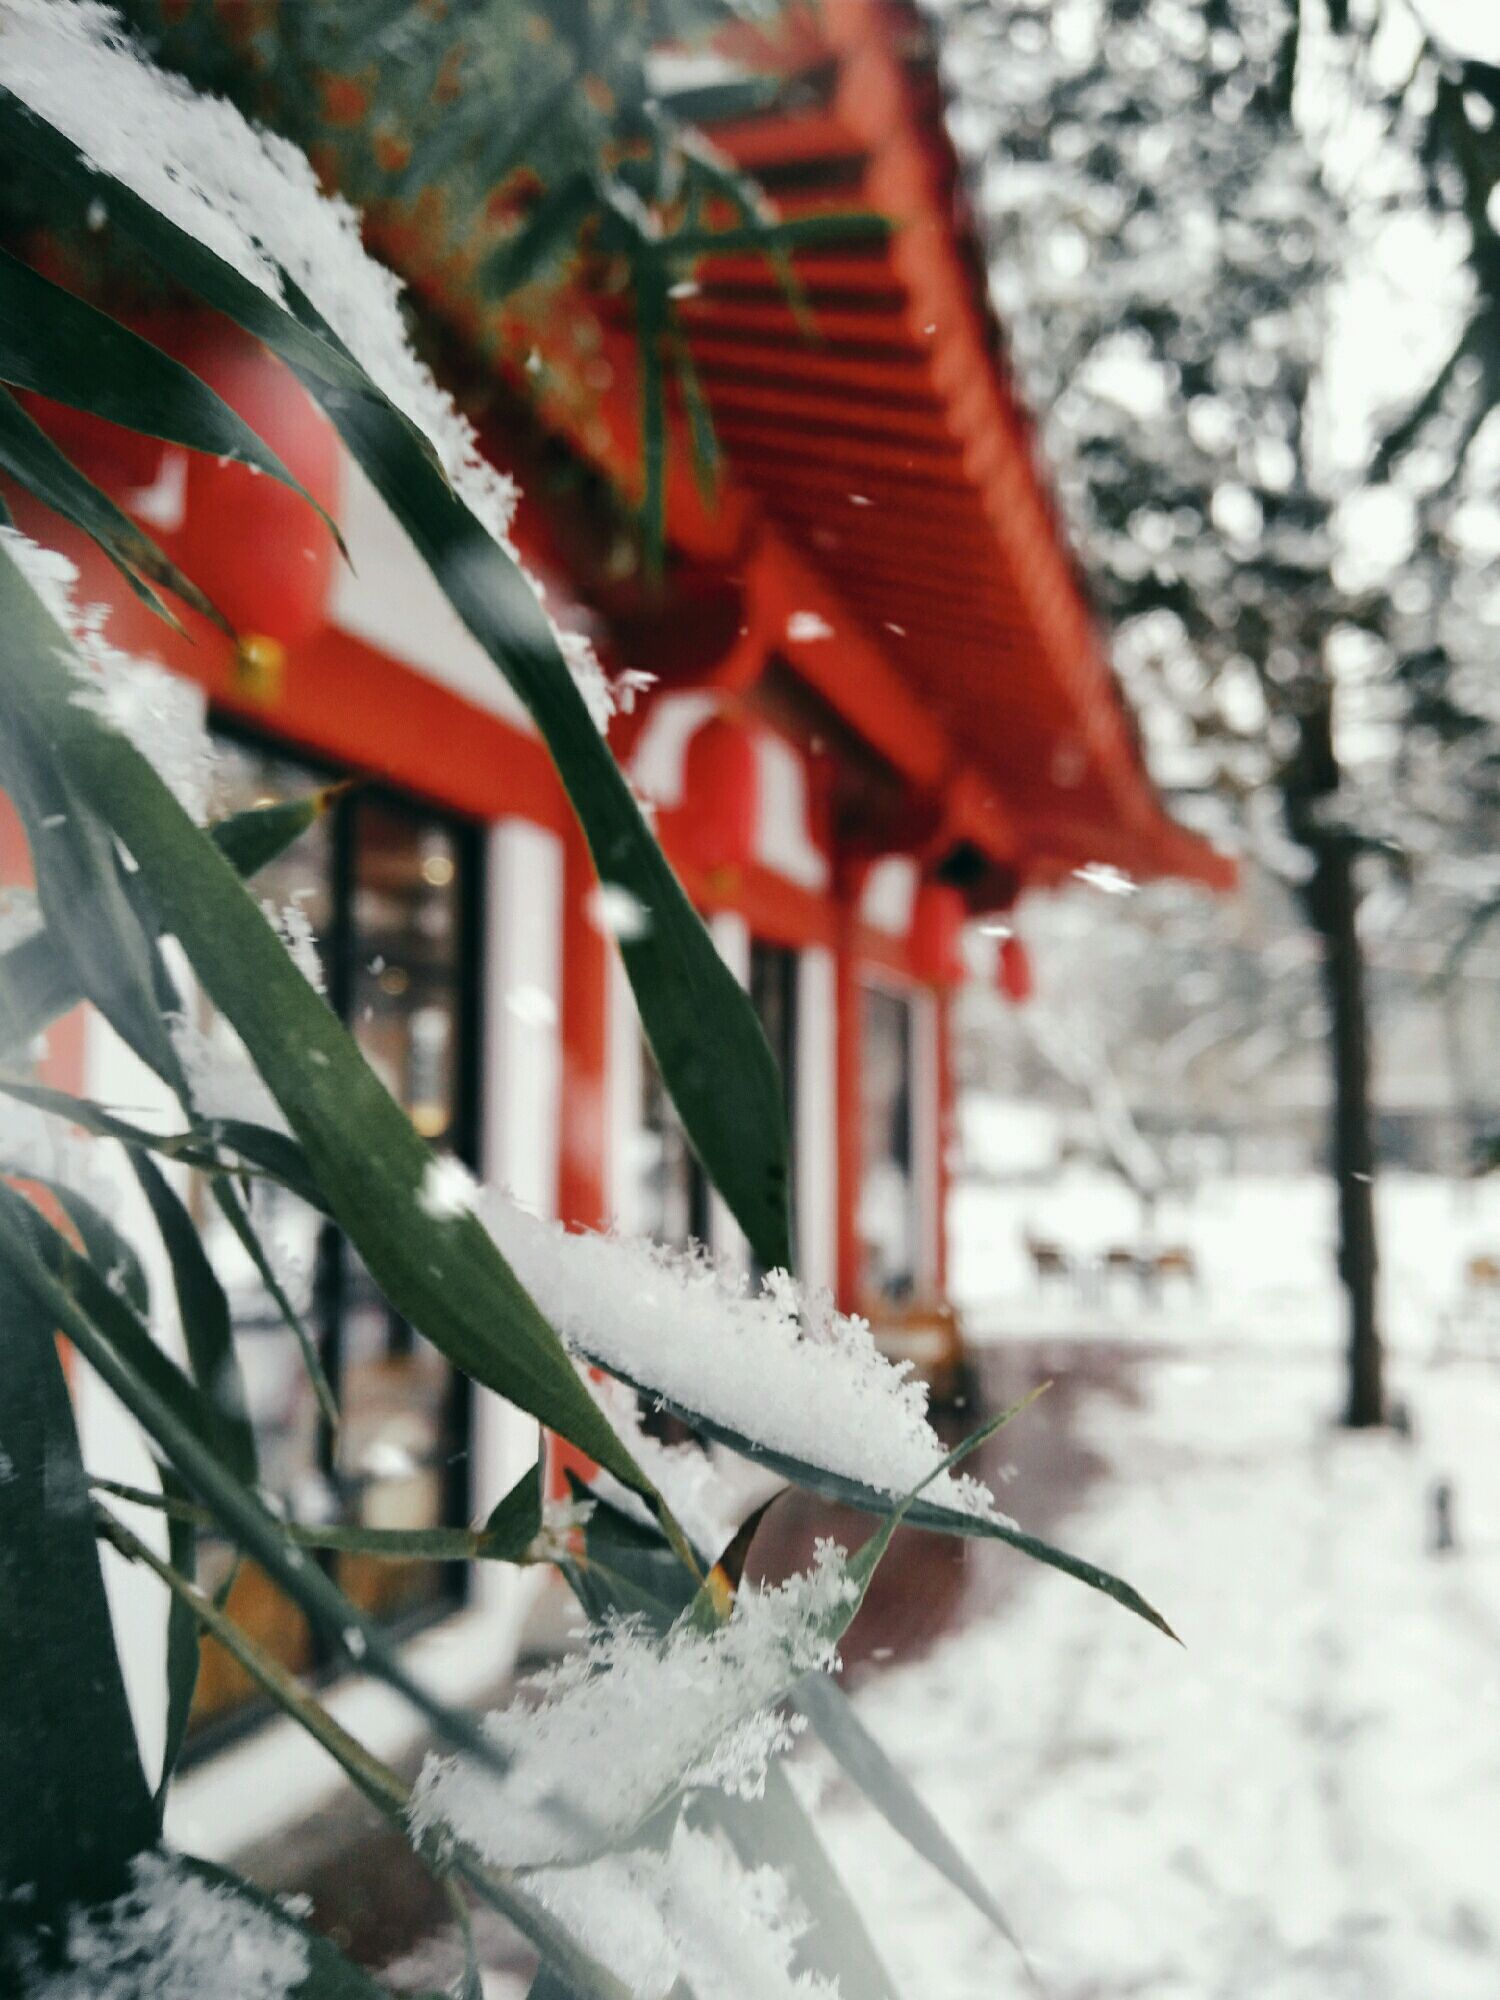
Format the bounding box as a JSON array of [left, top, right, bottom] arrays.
[[18, 390, 168, 492], [909, 880, 967, 987], [676, 715, 760, 873], [998, 932, 1033, 1004], [169, 321, 342, 647]]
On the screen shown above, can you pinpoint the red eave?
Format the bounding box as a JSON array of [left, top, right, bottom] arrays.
[[529, 0, 1230, 896]]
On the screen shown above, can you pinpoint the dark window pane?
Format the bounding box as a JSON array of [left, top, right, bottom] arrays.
[[638, 1038, 709, 1251], [860, 984, 916, 1302], [186, 731, 476, 1744]]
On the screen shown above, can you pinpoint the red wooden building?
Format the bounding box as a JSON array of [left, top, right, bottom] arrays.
[[2, 0, 1227, 1826]]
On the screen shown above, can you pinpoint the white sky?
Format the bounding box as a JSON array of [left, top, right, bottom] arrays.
[[1413, 0, 1500, 61]]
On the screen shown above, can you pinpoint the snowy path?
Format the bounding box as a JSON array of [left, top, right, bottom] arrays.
[[802, 1342, 1500, 1998]]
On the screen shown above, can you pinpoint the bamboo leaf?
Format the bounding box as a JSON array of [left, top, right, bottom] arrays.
[[209, 1173, 339, 1432], [0, 1181, 521, 1782], [0, 1266, 155, 1922], [791, 1675, 1032, 1973], [477, 172, 598, 297], [0, 89, 795, 1275], [692, 1762, 902, 2000], [274, 307, 793, 1274], [587, 1361, 1176, 1636], [0, 383, 220, 631], [0, 244, 339, 543], [97, 1502, 636, 2000], [128, 1147, 257, 1483], [0, 535, 656, 1505], [0, 787, 339, 1061]]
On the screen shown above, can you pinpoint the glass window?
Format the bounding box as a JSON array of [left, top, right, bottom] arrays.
[[859, 983, 917, 1302], [637, 1039, 709, 1252], [749, 939, 798, 1280], [188, 732, 479, 1742]]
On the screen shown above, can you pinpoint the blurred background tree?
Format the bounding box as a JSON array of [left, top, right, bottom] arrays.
[[934, 0, 1500, 1425]]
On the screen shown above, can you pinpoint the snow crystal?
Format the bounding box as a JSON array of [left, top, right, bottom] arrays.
[[786, 611, 834, 643], [33, 1849, 308, 2000], [259, 898, 323, 993], [526, 1824, 840, 2000], [586, 882, 652, 941], [0, 3, 612, 727], [1, 528, 214, 816], [481, 1192, 1001, 1520], [410, 1542, 855, 1868], [584, 1370, 741, 1559], [417, 1153, 479, 1222], [0, 884, 44, 954], [168, 1014, 289, 1133]]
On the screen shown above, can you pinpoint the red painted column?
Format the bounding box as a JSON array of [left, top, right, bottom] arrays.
[[934, 988, 953, 1300], [833, 860, 868, 1316], [556, 816, 610, 1235], [552, 816, 610, 1494]]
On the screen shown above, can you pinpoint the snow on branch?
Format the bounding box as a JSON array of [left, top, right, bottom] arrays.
[[410, 1541, 856, 1869], [0, 1, 615, 728]]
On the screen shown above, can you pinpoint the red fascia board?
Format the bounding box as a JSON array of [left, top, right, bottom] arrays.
[[745, 527, 950, 793]]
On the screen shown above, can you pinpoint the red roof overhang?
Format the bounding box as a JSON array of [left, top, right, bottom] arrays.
[[501, 0, 1232, 901]]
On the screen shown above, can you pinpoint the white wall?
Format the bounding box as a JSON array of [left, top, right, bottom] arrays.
[[331, 459, 534, 732], [471, 818, 561, 1609], [796, 945, 838, 1294]]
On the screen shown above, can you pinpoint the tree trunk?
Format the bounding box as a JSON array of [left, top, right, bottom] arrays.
[[1307, 836, 1385, 1427], [1287, 695, 1385, 1428]]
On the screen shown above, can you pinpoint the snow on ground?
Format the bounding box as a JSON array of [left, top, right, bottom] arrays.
[[797, 1170, 1500, 1997], [951, 1165, 1500, 1360]]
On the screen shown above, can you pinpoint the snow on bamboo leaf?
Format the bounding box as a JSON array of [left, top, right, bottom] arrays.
[[482, 1193, 1006, 1523], [1, 530, 215, 816], [27, 1851, 307, 2000], [523, 1824, 841, 2000], [410, 1543, 858, 1870], [0, 0, 615, 728]]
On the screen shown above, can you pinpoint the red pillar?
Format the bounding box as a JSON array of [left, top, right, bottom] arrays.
[[551, 817, 610, 1494], [933, 989, 953, 1299], [556, 817, 609, 1233], [834, 860, 868, 1315]]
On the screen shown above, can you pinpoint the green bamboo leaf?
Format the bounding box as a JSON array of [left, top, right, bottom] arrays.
[[0, 85, 795, 1275], [210, 783, 350, 878], [0, 87, 405, 416], [0, 694, 186, 1091], [0, 788, 339, 1061], [127, 1148, 257, 1484], [0, 1181, 519, 1782], [208, 1173, 340, 1432], [275, 308, 793, 1274], [0, 245, 341, 545], [692, 1762, 902, 2000], [0, 384, 221, 631], [0, 535, 656, 1506], [23, 1171, 151, 1320], [791, 1675, 1032, 1973], [0, 923, 74, 1061], [588, 1362, 1176, 1637], [483, 1450, 544, 1556], [0, 1076, 236, 1176], [477, 172, 598, 297], [634, 246, 669, 574], [0, 1267, 155, 1922], [96, 1503, 636, 2000], [664, 210, 892, 260]]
